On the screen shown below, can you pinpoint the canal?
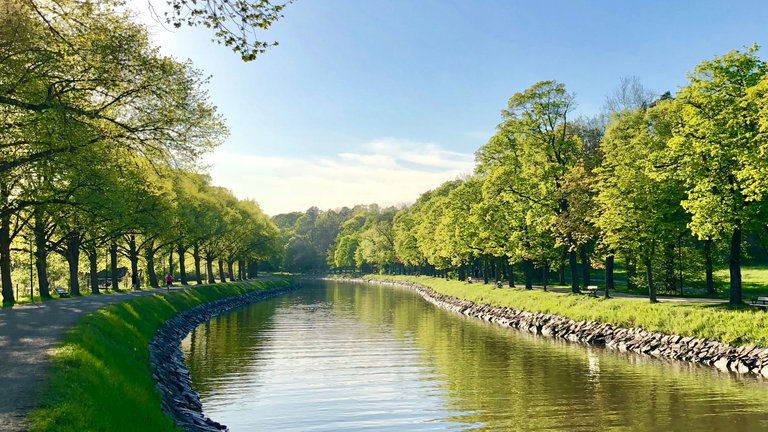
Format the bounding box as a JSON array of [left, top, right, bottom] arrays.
[[181, 279, 768, 431]]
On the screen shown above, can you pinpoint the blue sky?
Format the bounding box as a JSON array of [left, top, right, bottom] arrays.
[[131, 0, 768, 215]]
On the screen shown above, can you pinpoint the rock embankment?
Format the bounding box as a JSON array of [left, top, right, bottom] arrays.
[[149, 285, 297, 432], [355, 278, 768, 378]]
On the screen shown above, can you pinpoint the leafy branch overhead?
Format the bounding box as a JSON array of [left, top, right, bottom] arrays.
[[162, 0, 290, 61]]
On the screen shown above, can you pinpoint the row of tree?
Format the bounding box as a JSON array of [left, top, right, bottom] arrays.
[[0, 0, 279, 303], [276, 46, 768, 305]]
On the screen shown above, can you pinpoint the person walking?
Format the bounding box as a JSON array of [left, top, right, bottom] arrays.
[[165, 273, 173, 290]]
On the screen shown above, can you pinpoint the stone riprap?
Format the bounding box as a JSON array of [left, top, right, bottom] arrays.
[[351, 278, 768, 378], [149, 285, 298, 432]]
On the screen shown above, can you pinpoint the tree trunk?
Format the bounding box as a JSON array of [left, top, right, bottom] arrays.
[[66, 232, 81, 295], [218, 258, 226, 282], [704, 239, 715, 295], [559, 248, 566, 285], [205, 253, 216, 283], [252, 260, 258, 278], [110, 242, 119, 291], [145, 243, 159, 288], [626, 256, 637, 291], [569, 250, 579, 293], [580, 245, 590, 289], [88, 248, 100, 294], [664, 243, 676, 292], [128, 235, 140, 290], [227, 261, 235, 281], [678, 236, 684, 295], [542, 262, 548, 291], [482, 257, 489, 284], [238, 259, 246, 279], [0, 187, 14, 303], [193, 243, 203, 285], [605, 255, 614, 299], [33, 209, 50, 298], [645, 256, 657, 303], [177, 244, 188, 285], [168, 247, 173, 276], [508, 262, 515, 287], [729, 227, 742, 305], [523, 258, 533, 290]]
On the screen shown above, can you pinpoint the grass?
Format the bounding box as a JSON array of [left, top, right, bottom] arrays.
[[27, 278, 291, 432], [714, 265, 768, 297], [365, 274, 768, 348]]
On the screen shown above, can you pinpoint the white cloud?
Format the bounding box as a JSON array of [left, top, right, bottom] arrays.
[[205, 139, 476, 215]]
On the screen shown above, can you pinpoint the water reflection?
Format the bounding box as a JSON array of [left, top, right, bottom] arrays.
[[182, 280, 768, 431]]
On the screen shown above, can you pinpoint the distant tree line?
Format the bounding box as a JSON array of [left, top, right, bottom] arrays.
[[275, 46, 768, 305], [0, 0, 279, 303]]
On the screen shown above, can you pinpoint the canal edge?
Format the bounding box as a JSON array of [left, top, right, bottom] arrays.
[[338, 278, 768, 378], [148, 283, 301, 432]]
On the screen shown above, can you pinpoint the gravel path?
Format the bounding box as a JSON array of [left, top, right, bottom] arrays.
[[471, 281, 729, 304], [0, 287, 178, 431]]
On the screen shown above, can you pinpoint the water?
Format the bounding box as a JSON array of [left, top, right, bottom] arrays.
[[182, 280, 768, 431]]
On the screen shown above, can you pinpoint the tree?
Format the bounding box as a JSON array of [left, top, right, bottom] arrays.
[[603, 76, 658, 114], [439, 178, 485, 279], [595, 102, 687, 302], [412, 181, 463, 272], [330, 209, 366, 271], [477, 81, 583, 291], [149, 0, 290, 61], [668, 46, 768, 305], [355, 207, 396, 272], [0, 0, 226, 302]]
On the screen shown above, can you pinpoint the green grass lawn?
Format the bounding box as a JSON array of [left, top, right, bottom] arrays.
[[27, 278, 291, 432], [365, 274, 768, 347], [713, 266, 768, 298]]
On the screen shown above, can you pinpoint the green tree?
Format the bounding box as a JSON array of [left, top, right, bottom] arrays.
[[355, 207, 396, 273], [595, 102, 687, 302], [668, 46, 768, 305], [490, 80, 584, 292]]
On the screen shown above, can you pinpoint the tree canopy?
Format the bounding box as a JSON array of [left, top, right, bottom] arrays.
[[0, 0, 279, 303]]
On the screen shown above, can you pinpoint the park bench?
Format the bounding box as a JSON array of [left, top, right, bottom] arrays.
[[751, 296, 768, 309], [55, 288, 70, 298], [583, 285, 598, 298]]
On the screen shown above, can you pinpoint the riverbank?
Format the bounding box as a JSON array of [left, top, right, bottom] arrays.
[[149, 283, 299, 431], [26, 279, 292, 432], [351, 275, 768, 377]]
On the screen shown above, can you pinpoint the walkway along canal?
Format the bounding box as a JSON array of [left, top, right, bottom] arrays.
[[182, 279, 768, 431]]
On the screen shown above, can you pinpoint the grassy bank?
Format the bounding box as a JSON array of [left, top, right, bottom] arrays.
[[28, 279, 291, 432], [365, 275, 768, 347]]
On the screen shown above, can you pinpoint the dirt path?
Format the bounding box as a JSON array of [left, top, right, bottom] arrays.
[[0, 287, 179, 431], [468, 280, 728, 304], [542, 285, 729, 303]]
